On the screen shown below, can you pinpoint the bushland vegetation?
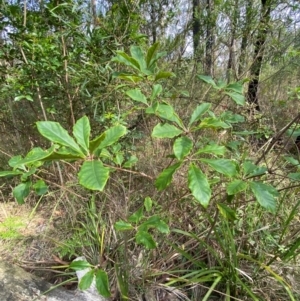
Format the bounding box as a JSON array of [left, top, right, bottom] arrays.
[[1, 0, 300, 300]]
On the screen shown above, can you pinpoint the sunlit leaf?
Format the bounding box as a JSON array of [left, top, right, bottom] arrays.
[[249, 181, 278, 213], [144, 197, 153, 212], [201, 158, 237, 177], [69, 260, 92, 271], [217, 203, 237, 221], [37, 121, 84, 156], [114, 221, 134, 231], [189, 103, 211, 126], [196, 144, 226, 156], [126, 89, 147, 104], [78, 160, 110, 191], [227, 180, 247, 195], [152, 123, 183, 138], [225, 92, 245, 105], [173, 136, 193, 160], [188, 164, 211, 208], [73, 116, 90, 154]]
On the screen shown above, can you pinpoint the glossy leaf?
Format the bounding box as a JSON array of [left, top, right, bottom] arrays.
[[136, 231, 156, 249], [126, 89, 147, 104], [8, 155, 25, 169], [201, 158, 237, 177], [155, 162, 181, 190], [112, 51, 140, 71], [37, 121, 84, 156], [152, 123, 183, 138], [13, 182, 31, 204], [32, 180, 48, 195], [130, 46, 147, 71], [173, 136, 193, 160], [95, 269, 111, 297], [199, 117, 231, 129], [79, 270, 94, 290], [217, 203, 237, 221], [0, 170, 23, 178], [249, 181, 278, 213], [14, 147, 55, 167], [69, 260, 92, 271], [188, 164, 211, 208], [150, 103, 183, 128], [225, 92, 245, 105], [189, 103, 211, 126], [73, 116, 90, 154], [114, 221, 134, 231], [89, 133, 106, 154], [95, 125, 127, 151], [196, 144, 226, 156], [227, 180, 247, 195], [226, 82, 243, 94], [78, 161, 110, 191]]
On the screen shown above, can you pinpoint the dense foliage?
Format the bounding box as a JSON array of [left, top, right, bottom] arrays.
[[1, 0, 300, 300]]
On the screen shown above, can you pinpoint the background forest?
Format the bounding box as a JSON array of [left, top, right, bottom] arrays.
[[1, 0, 300, 300]]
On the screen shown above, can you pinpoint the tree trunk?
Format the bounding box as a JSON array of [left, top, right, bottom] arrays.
[[247, 0, 271, 111], [205, 0, 215, 77], [192, 0, 200, 60]]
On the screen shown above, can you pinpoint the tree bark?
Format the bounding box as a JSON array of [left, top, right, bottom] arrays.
[[247, 0, 272, 111], [192, 0, 200, 60]]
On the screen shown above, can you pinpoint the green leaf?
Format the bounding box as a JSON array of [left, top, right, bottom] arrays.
[[188, 164, 211, 208], [283, 156, 299, 166], [225, 92, 245, 105], [146, 42, 159, 68], [79, 270, 94, 291], [0, 170, 23, 178], [141, 216, 169, 234], [126, 89, 147, 104], [227, 180, 247, 195], [8, 155, 25, 170], [14, 147, 55, 167], [249, 182, 278, 213], [152, 123, 183, 138], [196, 144, 226, 156], [135, 231, 156, 249], [32, 180, 48, 195], [89, 133, 106, 154], [73, 116, 90, 154], [217, 203, 237, 221], [200, 158, 237, 177], [112, 51, 140, 71], [220, 111, 245, 124], [13, 182, 31, 204], [128, 207, 144, 223], [114, 221, 134, 231], [199, 117, 231, 129], [95, 269, 111, 297], [144, 197, 153, 212], [69, 260, 92, 271], [173, 136, 193, 160], [37, 121, 84, 156], [152, 103, 183, 128], [155, 162, 181, 191], [130, 46, 147, 71], [243, 161, 267, 177], [151, 84, 162, 100], [114, 153, 124, 166], [123, 155, 138, 168], [197, 75, 217, 88], [96, 125, 127, 151], [78, 161, 110, 191], [154, 71, 175, 81], [288, 173, 300, 181], [226, 82, 243, 94], [21, 168, 36, 182], [189, 103, 211, 126]]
